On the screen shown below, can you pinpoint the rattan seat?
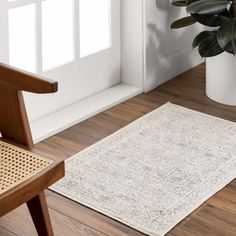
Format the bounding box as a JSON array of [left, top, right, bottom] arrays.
[[0, 140, 53, 195]]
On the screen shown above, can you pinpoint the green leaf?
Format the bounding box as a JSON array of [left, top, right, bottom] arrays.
[[187, 0, 199, 4], [192, 31, 213, 48], [187, 0, 209, 9], [187, 0, 229, 14], [172, 0, 187, 6], [217, 17, 236, 54], [197, 31, 224, 57], [171, 16, 197, 29], [191, 13, 222, 26]]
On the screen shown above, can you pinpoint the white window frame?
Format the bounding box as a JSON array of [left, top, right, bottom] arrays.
[[8, 0, 78, 73]]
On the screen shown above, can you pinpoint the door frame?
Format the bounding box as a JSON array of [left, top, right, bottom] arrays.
[[121, 0, 146, 91]]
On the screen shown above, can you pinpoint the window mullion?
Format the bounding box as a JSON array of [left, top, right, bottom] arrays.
[[36, 0, 42, 74]]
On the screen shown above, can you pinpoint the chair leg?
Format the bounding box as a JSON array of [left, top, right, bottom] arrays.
[[27, 192, 54, 236]]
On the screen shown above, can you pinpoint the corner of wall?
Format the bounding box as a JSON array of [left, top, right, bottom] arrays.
[[145, 46, 203, 92], [144, 0, 204, 92]]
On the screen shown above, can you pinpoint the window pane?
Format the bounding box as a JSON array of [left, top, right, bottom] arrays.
[[80, 0, 111, 58], [9, 4, 36, 73], [42, 0, 74, 71]]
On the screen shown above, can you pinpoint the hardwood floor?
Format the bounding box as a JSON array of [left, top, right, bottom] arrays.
[[1, 64, 236, 235]]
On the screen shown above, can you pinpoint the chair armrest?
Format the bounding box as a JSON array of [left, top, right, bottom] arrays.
[[0, 63, 58, 94]]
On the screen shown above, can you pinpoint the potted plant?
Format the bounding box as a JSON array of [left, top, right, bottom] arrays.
[[171, 0, 236, 105]]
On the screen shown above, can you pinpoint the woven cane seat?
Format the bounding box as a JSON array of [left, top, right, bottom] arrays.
[[0, 140, 53, 195]]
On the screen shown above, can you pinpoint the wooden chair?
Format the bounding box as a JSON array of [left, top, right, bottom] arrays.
[[0, 63, 65, 235]]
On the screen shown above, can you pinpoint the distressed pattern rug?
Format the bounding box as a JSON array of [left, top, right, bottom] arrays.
[[51, 103, 236, 236]]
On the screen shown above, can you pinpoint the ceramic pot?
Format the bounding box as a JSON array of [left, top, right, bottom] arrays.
[[206, 53, 236, 106]]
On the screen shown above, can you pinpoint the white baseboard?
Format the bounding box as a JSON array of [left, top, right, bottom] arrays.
[[145, 46, 203, 92], [31, 83, 142, 144]]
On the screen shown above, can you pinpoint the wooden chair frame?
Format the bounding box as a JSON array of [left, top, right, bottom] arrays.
[[0, 63, 64, 236]]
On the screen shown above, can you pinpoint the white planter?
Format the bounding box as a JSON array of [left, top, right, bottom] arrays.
[[206, 53, 236, 106]]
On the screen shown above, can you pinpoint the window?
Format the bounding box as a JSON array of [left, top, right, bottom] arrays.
[[42, 0, 74, 71], [9, 4, 36, 73], [8, 0, 112, 73], [8, 0, 74, 73], [79, 0, 111, 57]]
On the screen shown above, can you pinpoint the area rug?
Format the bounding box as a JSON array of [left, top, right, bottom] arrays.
[[50, 102, 236, 236]]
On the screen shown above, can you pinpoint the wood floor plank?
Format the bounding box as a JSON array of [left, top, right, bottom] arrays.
[[195, 204, 236, 233], [166, 227, 195, 236], [208, 184, 236, 214], [1, 63, 236, 235], [182, 216, 236, 236], [0, 204, 105, 236]]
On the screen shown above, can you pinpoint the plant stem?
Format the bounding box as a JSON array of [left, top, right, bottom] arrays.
[[233, 0, 236, 17]]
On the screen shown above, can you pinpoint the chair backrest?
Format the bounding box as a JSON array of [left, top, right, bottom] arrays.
[[0, 63, 58, 147]]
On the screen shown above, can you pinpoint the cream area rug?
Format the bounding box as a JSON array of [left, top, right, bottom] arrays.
[[51, 103, 236, 236]]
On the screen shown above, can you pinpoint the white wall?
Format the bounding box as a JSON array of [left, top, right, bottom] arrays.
[[144, 0, 203, 91]]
